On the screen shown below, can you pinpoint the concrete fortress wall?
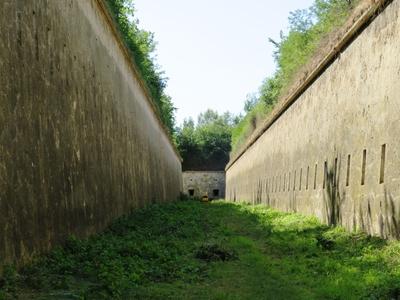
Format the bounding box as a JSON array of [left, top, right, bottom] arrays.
[[0, 0, 182, 264], [183, 171, 226, 199], [226, 0, 400, 238]]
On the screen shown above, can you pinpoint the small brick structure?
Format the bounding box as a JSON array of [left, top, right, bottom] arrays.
[[183, 171, 225, 199]]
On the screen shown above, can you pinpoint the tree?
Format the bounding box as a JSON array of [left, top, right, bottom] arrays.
[[244, 93, 259, 113], [176, 110, 237, 171]]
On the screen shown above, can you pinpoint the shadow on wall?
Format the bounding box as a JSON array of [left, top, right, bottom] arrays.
[[379, 189, 399, 238], [322, 155, 400, 239], [228, 144, 400, 239], [323, 158, 342, 227]]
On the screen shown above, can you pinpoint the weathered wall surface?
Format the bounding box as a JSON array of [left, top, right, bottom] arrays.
[[183, 171, 225, 199], [226, 0, 400, 238], [0, 0, 182, 264]]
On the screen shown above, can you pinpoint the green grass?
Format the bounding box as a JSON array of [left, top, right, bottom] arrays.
[[1, 201, 400, 299]]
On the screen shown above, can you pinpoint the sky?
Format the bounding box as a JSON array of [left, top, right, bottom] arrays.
[[134, 0, 315, 126]]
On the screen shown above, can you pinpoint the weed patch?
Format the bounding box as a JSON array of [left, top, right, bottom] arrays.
[[195, 243, 237, 262]]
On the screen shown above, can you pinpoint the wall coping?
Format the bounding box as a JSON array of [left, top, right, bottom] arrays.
[[94, 0, 182, 161], [226, 0, 391, 171]]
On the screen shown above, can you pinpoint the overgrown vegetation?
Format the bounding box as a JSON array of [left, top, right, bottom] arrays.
[[2, 201, 400, 299], [105, 0, 176, 134], [231, 0, 360, 155], [175, 110, 240, 171]]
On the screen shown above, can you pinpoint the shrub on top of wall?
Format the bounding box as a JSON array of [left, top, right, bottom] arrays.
[[104, 0, 176, 135], [231, 0, 361, 156]]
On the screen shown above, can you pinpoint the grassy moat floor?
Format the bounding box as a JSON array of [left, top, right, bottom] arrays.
[[1, 200, 400, 299]]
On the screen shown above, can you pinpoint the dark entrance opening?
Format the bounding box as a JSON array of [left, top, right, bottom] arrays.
[[188, 189, 194, 196], [213, 189, 219, 197]]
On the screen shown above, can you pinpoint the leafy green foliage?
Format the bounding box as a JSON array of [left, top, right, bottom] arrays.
[[2, 201, 400, 299], [105, 0, 176, 134], [231, 0, 359, 155], [176, 110, 239, 170], [0, 265, 18, 299], [0, 202, 214, 299]]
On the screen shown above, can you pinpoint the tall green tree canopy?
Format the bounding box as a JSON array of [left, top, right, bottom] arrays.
[[106, 0, 176, 134], [176, 110, 239, 171]]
